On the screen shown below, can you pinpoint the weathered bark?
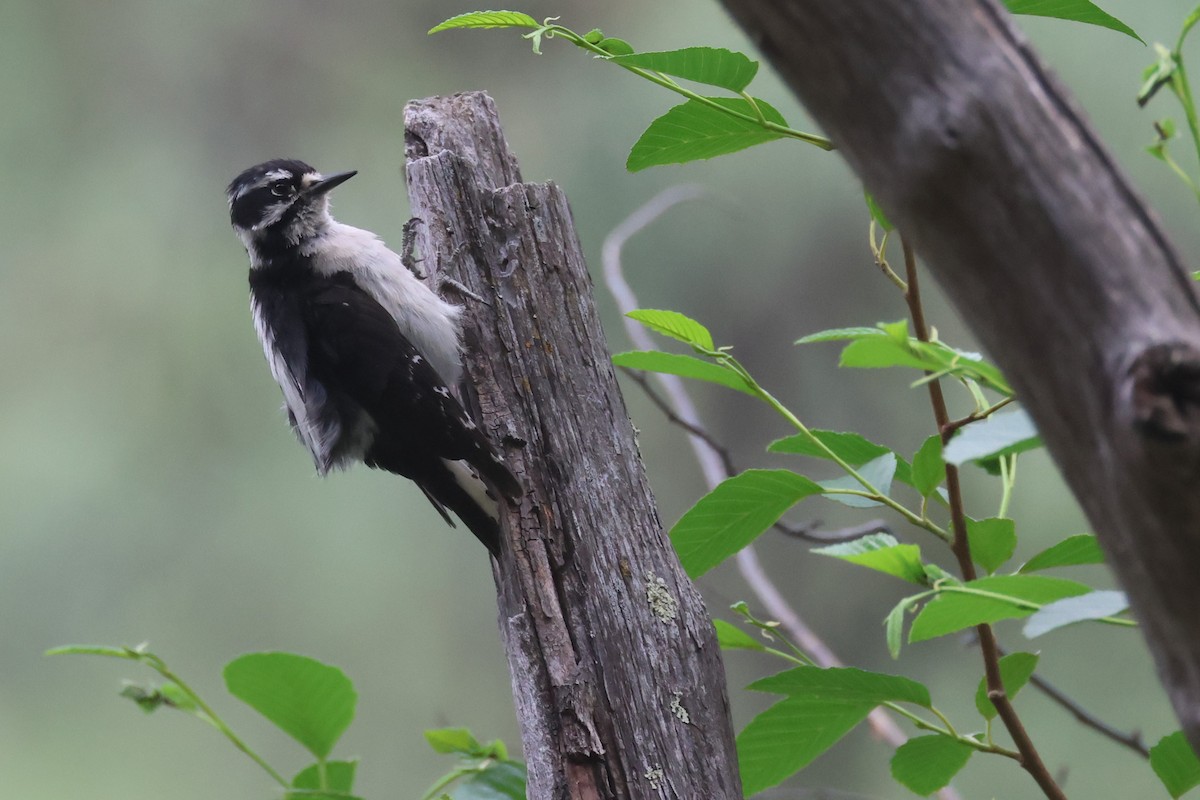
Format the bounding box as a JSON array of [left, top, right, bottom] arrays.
[[403, 92, 742, 800], [717, 0, 1200, 752]]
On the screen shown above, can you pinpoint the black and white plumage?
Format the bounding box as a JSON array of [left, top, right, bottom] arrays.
[[227, 159, 521, 555]]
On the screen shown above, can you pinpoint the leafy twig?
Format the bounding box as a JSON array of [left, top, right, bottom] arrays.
[[901, 237, 1066, 800]]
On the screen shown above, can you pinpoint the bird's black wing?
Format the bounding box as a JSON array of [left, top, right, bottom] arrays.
[[300, 272, 522, 551], [249, 273, 344, 473]]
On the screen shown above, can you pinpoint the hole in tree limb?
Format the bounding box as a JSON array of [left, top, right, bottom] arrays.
[[1130, 342, 1200, 441]]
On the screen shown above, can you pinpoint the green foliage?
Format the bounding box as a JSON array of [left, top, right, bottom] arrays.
[[421, 727, 526, 800], [627, 97, 789, 171], [1022, 590, 1129, 638], [748, 665, 932, 708], [910, 435, 945, 497], [1003, 0, 1143, 42], [1140, 7, 1200, 207], [965, 517, 1017, 575], [974, 652, 1039, 720], [890, 734, 975, 795], [288, 761, 359, 800], [1152, 731, 1200, 798], [48, 646, 364, 798], [798, 322, 1013, 395], [670, 469, 823, 577], [909, 575, 1092, 641], [943, 409, 1042, 469], [612, 350, 755, 395], [813, 533, 927, 585], [224, 652, 356, 761], [427, 11, 539, 33], [625, 308, 714, 351], [1020, 533, 1106, 571], [609, 47, 759, 92], [714, 619, 767, 652]]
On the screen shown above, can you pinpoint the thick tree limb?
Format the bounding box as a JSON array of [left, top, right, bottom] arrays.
[[403, 92, 742, 800], [717, 0, 1200, 754]]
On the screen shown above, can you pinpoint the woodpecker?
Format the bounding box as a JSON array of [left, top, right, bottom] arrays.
[[226, 159, 521, 555]]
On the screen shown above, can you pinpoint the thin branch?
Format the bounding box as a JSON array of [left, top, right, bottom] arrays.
[[943, 396, 1016, 437], [903, 236, 1066, 800], [603, 189, 961, 800]]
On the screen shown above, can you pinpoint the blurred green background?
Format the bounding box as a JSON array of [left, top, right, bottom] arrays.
[[3, 1, 1197, 798]]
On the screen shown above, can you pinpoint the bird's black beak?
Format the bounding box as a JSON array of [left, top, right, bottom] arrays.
[[306, 170, 357, 196]]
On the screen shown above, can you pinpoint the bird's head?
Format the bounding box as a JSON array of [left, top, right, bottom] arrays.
[[226, 159, 356, 257]]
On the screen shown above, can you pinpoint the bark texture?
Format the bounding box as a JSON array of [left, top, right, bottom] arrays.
[[717, 0, 1200, 752], [403, 92, 742, 800]]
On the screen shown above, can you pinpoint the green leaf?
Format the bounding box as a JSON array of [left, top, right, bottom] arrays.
[[46, 644, 142, 659], [796, 326, 886, 344], [740, 667, 932, 793], [768, 430, 914, 487], [884, 598, 912, 659], [627, 97, 788, 172], [865, 191, 894, 231], [1152, 731, 1200, 798], [1023, 590, 1129, 638], [840, 336, 933, 370], [451, 761, 527, 800], [714, 619, 766, 652], [610, 47, 758, 92], [611, 351, 753, 395], [818, 453, 896, 508], [223, 653, 356, 760], [966, 517, 1017, 574], [769, 429, 890, 463], [737, 697, 876, 794], [1020, 533, 1105, 572], [428, 11, 540, 34], [1003, 0, 1143, 43], [595, 37, 633, 56], [670, 470, 823, 577], [425, 726, 483, 755], [625, 309, 714, 350], [749, 665, 932, 708], [291, 760, 358, 793], [813, 533, 926, 585], [909, 575, 1091, 642], [911, 435, 945, 496], [943, 409, 1040, 466], [974, 652, 1039, 720], [890, 735, 975, 795]]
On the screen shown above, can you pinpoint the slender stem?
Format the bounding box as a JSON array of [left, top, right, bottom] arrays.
[[901, 237, 1066, 800], [141, 655, 290, 789], [714, 353, 951, 542], [546, 26, 835, 150], [942, 396, 1016, 437]]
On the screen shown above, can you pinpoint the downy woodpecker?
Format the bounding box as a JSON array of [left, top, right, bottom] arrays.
[[226, 159, 521, 555]]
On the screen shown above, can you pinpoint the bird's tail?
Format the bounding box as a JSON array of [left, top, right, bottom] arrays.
[[422, 458, 520, 557]]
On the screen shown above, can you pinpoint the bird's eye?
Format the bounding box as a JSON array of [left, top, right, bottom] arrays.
[[270, 181, 292, 197]]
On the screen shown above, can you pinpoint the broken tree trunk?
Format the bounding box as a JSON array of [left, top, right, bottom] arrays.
[[717, 0, 1200, 754], [402, 92, 743, 800]]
